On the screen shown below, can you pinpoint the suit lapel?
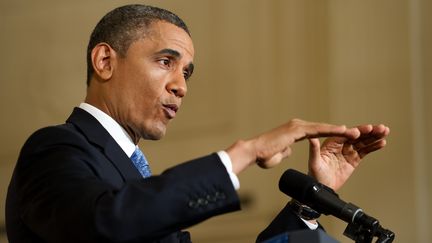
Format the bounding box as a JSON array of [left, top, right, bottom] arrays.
[[66, 107, 143, 180]]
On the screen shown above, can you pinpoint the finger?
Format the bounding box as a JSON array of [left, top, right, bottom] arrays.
[[302, 125, 348, 139], [351, 125, 389, 148], [357, 139, 387, 158], [342, 143, 362, 167], [346, 127, 361, 139], [297, 122, 359, 141], [256, 146, 292, 169], [370, 124, 390, 138], [356, 124, 373, 134], [256, 150, 285, 169], [372, 124, 389, 134], [350, 128, 389, 150], [357, 124, 389, 139], [308, 138, 321, 168], [308, 138, 320, 158], [281, 146, 293, 158], [352, 137, 382, 150]]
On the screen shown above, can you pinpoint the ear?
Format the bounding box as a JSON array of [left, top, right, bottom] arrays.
[[91, 43, 116, 81]]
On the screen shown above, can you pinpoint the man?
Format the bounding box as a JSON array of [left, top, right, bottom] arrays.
[[6, 4, 389, 243]]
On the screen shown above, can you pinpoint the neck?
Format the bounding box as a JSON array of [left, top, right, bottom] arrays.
[[84, 96, 140, 145]]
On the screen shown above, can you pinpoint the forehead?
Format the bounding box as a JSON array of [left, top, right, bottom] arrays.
[[132, 21, 195, 58]]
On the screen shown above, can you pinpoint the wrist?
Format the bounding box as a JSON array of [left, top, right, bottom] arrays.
[[226, 139, 256, 174]]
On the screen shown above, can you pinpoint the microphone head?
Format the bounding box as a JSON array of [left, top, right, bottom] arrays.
[[279, 169, 318, 204]]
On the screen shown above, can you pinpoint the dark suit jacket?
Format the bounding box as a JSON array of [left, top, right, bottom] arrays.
[[6, 108, 241, 243]]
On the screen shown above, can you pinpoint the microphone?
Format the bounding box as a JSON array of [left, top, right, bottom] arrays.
[[279, 169, 377, 228]]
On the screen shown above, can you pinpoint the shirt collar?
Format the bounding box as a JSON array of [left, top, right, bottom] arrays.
[[78, 103, 136, 157]]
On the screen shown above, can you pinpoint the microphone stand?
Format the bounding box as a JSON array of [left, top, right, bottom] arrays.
[[343, 213, 395, 243]]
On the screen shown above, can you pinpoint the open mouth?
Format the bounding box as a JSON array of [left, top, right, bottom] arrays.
[[162, 104, 178, 119]]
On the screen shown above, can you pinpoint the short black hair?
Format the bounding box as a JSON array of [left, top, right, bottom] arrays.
[[86, 4, 190, 86]]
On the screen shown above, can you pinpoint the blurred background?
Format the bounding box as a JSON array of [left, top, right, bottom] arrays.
[[0, 0, 430, 242]]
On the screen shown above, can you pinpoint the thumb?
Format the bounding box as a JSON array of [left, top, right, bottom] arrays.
[[308, 138, 321, 168], [256, 147, 292, 169]]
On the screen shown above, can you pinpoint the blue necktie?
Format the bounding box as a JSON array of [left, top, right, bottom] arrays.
[[130, 147, 152, 178]]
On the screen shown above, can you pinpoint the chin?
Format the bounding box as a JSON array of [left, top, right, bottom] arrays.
[[141, 126, 166, 140]]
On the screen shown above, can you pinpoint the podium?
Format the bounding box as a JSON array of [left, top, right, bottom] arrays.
[[261, 229, 339, 243]]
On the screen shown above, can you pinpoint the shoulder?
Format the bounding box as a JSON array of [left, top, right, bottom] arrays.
[[17, 122, 103, 166], [23, 123, 88, 151], [14, 122, 109, 182]]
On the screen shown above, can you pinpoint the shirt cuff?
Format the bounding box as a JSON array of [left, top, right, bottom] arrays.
[[300, 218, 319, 230], [217, 151, 240, 190]]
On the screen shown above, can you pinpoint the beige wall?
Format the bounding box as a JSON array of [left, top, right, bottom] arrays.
[[0, 1, 430, 242]]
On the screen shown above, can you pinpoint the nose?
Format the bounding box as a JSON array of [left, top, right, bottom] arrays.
[[167, 73, 187, 98]]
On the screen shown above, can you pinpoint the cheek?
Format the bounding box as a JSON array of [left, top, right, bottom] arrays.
[[131, 83, 163, 117], [122, 62, 168, 108], [141, 75, 168, 101]]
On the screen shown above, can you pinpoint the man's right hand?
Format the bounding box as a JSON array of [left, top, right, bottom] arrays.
[[225, 119, 361, 174]]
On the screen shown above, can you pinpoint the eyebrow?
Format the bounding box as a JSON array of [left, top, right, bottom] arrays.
[[155, 48, 181, 58]]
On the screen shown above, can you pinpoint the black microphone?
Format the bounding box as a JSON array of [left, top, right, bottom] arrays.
[[279, 169, 378, 229]]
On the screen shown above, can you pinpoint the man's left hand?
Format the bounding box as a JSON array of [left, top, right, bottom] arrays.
[[308, 124, 390, 191]]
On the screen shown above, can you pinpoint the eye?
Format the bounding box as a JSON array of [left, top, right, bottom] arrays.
[[183, 71, 189, 80], [159, 58, 171, 66], [184, 64, 194, 81]]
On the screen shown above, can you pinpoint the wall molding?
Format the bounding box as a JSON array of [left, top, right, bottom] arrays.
[[409, 0, 429, 242]]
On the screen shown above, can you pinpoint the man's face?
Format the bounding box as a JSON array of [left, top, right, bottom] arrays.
[[109, 21, 194, 141]]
